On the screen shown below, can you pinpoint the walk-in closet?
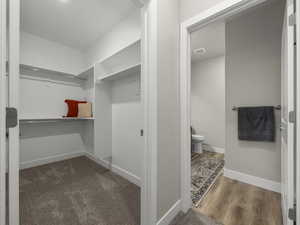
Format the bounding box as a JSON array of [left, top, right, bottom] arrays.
[[15, 1, 143, 224]]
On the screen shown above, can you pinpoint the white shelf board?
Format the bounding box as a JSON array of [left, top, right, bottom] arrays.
[[96, 63, 141, 83], [77, 66, 94, 79], [94, 39, 141, 66], [19, 116, 95, 123], [20, 64, 87, 81]]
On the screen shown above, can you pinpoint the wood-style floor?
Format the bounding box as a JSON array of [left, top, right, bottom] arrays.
[[196, 175, 282, 225]]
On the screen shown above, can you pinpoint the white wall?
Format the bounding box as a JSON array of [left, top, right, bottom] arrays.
[[225, 1, 284, 182], [20, 122, 86, 169], [19, 76, 85, 119], [111, 73, 142, 179], [19, 70, 93, 168], [156, 0, 181, 221], [21, 32, 85, 74], [191, 56, 225, 152], [84, 10, 141, 67]]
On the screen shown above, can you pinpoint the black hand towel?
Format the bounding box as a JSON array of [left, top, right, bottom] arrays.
[[238, 106, 275, 142]]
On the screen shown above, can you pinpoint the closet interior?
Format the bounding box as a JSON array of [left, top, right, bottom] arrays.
[[18, 1, 143, 224]]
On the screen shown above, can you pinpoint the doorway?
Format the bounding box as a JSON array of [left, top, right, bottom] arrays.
[[0, 1, 158, 225], [190, 20, 225, 207], [180, 0, 296, 224]]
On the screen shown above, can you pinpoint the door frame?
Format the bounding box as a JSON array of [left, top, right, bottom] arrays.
[[2, 1, 158, 225], [141, 0, 158, 225], [0, 0, 7, 224], [296, 0, 300, 221], [0, 0, 20, 225], [281, 1, 295, 224], [8, 0, 20, 224], [180, 0, 277, 213]]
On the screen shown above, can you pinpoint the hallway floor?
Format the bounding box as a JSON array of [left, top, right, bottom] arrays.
[[196, 176, 282, 225], [20, 156, 140, 225]]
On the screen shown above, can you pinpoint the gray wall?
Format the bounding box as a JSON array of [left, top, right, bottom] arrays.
[[191, 56, 225, 151], [225, 1, 284, 182], [157, 0, 181, 221]]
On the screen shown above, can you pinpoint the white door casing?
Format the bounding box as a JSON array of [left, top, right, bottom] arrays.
[[180, 0, 269, 213], [296, 0, 300, 221], [281, 1, 295, 224], [0, 0, 7, 224], [8, 0, 20, 225]]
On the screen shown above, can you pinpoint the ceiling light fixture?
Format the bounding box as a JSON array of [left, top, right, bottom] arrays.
[[32, 68, 39, 71], [193, 48, 207, 55]]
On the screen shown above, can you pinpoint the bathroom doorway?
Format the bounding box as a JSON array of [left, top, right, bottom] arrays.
[[181, 0, 297, 224], [190, 20, 225, 207]]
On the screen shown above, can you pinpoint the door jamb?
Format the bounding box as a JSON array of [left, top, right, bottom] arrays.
[[295, 0, 300, 221], [141, 1, 158, 225], [8, 0, 20, 224], [180, 0, 269, 213], [0, 0, 6, 224]]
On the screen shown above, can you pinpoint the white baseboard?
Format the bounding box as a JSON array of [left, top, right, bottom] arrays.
[[85, 152, 141, 187], [224, 168, 281, 193], [211, 146, 225, 154], [203, 144, 225, 154], [20, 151, 85, 170], [156, 200, 182, 225]]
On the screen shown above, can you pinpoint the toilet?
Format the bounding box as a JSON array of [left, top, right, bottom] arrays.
[[192, 135, 205, 154]]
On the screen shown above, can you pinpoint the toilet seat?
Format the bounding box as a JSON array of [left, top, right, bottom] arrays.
[[192, 135, 205, 142]]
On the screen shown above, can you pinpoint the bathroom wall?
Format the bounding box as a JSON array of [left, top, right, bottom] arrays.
[[225, 1, 284, 182], [191, 56, 225, 153]]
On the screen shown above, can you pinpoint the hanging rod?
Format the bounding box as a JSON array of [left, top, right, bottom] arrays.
[[232, 105, 281, 111]]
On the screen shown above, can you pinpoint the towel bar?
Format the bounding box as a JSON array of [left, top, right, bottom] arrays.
[[232, 105, 281, 111]]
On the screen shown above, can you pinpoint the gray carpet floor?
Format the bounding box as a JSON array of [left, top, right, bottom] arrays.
[[20, 156, 140, 225]]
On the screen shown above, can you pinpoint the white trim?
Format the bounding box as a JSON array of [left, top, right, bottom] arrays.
[[141, 1, 158, 225], [20, 151, 142, 187], [281, 2, 295, 225], [90, 39, 141, 70], [8, 0, 20, 224], [0, 0, 6, 223], [224, 168, 281, 193], [182, 0, 267, 32], [296, 0, 300, 220], [141, 5, 149, 225], [211, 146, 225, 154], [85, 152, 141, 187], [203, 145, 225, 154], [180, 20, 192, 213], [20, 151, 85, 170], [4, 2, 155, 225], [180, 0, 271, 214], [156, 200, 182, 225]]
